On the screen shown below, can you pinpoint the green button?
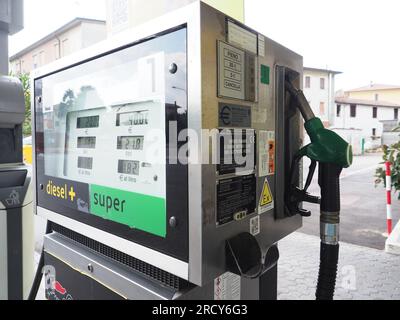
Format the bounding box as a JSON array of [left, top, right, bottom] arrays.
[[261, 64, 270, 85]]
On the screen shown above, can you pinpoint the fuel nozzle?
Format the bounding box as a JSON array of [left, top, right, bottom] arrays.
[[285, 79, 353, 169], [285, 77, 353, 300]]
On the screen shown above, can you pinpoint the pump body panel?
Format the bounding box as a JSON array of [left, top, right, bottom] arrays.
[[32, 2, 303, 294]]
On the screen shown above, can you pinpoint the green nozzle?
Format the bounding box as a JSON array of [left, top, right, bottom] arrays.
[[303, 118, 353, 168]]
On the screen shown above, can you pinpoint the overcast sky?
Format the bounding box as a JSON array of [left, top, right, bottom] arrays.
[[9, 0, 400, 90]]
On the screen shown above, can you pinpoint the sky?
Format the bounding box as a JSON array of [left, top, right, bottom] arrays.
[[9, 0, 400, 90]]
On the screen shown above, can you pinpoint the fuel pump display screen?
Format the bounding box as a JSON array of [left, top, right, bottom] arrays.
[[78, 156, 93, 169], [77, 115, 100, 128], [118, 160, 140, 175], [116, 111, 149, 126], [117, 136, 144, 150], [34, 26, 189, 260], [77, 137, 96, 149]]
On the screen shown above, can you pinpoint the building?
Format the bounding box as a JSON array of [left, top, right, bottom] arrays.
[[10, 18, 107, 75], [303, 67, 342, 126], [106, 0, 244, 36], [345, 84, 400, 105], [333, 96, 400, 141]]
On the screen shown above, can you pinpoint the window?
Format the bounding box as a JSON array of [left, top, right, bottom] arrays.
[[336, 104, 341, 117], [54, 42, 60, 59], [305, 76, 311, 88], [350, 104, 357, 117], [372, 107, 377, 118], [372, 128, 376, 136], [15, 61, 22, 74], [62, 38, 69, 56], [32, 54, 38, 69], [395, 108, 399, 120], [39, 51, 45, 67], [319, 102, 325, 115], [375, 94, 379, 101], [320, 78, 325, 90]]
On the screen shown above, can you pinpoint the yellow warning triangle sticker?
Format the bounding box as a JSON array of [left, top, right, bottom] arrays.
[[259, 178, 274, 213]]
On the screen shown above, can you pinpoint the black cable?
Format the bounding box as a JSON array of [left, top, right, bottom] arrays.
[[316, 163, 342, 300], [27, 220, 52, 301], [316, 243, 339, 300]]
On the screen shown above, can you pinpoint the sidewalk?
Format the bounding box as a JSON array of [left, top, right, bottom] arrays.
[[278, 232, 400, 300]]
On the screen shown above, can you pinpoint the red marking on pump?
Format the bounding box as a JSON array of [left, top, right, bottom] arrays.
[[54, 281, 67, 295]]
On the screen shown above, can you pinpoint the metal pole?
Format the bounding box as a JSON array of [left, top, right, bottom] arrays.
[[386, 161, 393, 235], [0, 29, 9, 75]]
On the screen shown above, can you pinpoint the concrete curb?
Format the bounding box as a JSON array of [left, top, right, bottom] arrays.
[[385, 220, 400, 255]]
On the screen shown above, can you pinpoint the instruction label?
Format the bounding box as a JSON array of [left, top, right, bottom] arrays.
[[250, 215, 260, 236], [218, 41, 246, 100], [227, 20, 258, 54], [214, 272, 241, 300], [219, 103, 251, 128], [258, 178, 274, 214], [258, 34, 266, 57], [258, 131, 275, 177], [218, 129, 255, 175], [216, 175, 256, 225]]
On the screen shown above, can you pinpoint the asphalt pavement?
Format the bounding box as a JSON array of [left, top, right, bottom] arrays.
[[301, 152, 399, 250]]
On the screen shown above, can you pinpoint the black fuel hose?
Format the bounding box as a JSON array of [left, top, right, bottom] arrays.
[[316, 242, 339, 300], [28, 220, 52, 300], [316, 163, 342, 300]]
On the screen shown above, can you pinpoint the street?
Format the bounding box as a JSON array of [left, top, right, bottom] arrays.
[[301, 152, 398, 250]]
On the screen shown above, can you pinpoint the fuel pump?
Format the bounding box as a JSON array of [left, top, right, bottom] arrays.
[[30, 2, 333, 300], [285, 79, 353, 300], [0, 0, 34, 300]]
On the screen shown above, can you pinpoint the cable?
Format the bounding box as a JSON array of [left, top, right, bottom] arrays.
[[316, 243, 339, 300], [27, 220, 52, 300]]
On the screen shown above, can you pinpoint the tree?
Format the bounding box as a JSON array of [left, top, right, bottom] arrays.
[[10, 73, 31, 136]]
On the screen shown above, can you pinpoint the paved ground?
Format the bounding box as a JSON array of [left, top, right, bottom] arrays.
[[301, 152, 400, 249], [278, 232, 400, 300]]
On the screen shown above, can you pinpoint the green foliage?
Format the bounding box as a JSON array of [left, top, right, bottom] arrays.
[[19, 73, 31, 137], [9, 72, 31, 136], [375, 143, 400, 199]]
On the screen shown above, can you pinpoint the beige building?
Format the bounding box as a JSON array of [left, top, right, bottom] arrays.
[[106, 0, 244, 36], [345, 84, 400, 105], [10, 18, 107, 75]]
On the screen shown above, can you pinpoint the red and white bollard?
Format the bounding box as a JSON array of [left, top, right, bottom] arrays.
[[386, 161, 393, 235]]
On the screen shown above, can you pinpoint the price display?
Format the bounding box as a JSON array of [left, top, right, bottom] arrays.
[[118, 160, 140, 175]]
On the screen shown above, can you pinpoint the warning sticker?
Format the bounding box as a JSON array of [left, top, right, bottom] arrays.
[[259, 131, 275, 177], [214, 272, 241, 300], [258, 178, 274, 214]]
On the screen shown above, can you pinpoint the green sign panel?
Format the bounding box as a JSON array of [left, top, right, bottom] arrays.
[[90, 184, 166, 238], [261, 64, 270, 85]]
